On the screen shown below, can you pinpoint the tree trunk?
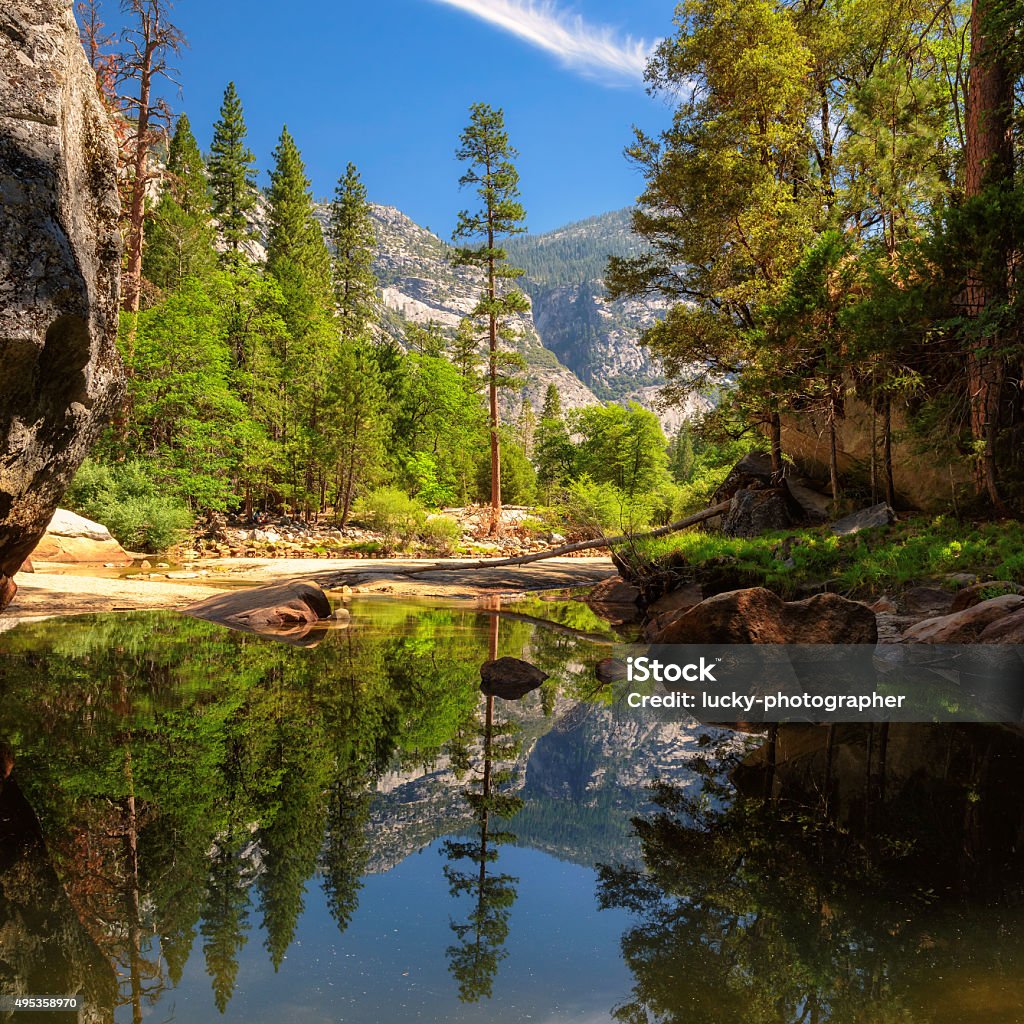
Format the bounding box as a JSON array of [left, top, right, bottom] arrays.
[[883, 393, 896, 507], [963, 0, 1013, 512]]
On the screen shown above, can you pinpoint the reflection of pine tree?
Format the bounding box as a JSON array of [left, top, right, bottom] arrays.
[[256, 705, 330, 970], [320, 780, 372, 934], [441, 693, 524, 1002], [200, 832, 251, 1014]]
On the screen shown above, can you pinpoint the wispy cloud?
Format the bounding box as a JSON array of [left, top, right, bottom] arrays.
[[426, 0, 653, 84]]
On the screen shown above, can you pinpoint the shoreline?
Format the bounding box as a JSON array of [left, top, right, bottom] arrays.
[[0, 555, 618, 625]]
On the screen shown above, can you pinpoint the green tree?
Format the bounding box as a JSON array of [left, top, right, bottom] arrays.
[[453, 103, 530, 534], [667, 423, 695, 484], [144, 113, 216, 291], [208, 82, 257, 255], [328, 162, 378, 338]]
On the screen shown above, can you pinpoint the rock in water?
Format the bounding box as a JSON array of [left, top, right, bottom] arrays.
[[183, 580, 334, 644], [0, 2, 123, 608], [480, 657, 549, 700]]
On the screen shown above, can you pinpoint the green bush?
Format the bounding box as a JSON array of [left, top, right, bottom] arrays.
[[559, 477, 655, 538], [419, 515, 463, 554], [353, 487, 425, 549], [64, 459, 194, 553]]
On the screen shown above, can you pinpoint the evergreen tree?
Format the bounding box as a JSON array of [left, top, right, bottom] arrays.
[[328, 162, 378, 339], [208, 82, 257, 254], [453, 103, 530, 534], [540, 382, 562, 422], [668, 423, 695, 484], [144, 113, 216, 291], [535, 384, 574, 498]]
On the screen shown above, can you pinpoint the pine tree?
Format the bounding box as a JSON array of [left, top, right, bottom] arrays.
[[668, 424, 695, 484], [328, 163, 377, 339], [267, 126, 332, 297], [541, 382, 562, 422], [144, 113, 216, 291], [208, 82, 257, 254], [453, 103, 529, 535]]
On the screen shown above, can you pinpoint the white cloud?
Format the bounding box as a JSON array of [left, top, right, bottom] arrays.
[[426, 0, 653, 83]]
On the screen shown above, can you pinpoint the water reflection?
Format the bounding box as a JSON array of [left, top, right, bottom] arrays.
[[0, 606, 1023, 1022], [598, 723, 1024, 1023]]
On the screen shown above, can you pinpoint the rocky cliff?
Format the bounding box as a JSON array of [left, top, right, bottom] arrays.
[[0, 0, 123, 609]]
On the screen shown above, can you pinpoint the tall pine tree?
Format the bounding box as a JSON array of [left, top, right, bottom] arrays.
[[453, 104, 529, 534], [328, 163, 377, 339], [208, 82, 257, 255], [144, 113, 216, 291]]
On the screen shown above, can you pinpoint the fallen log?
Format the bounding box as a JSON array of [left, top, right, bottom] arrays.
[[371, 499, 732, 577]]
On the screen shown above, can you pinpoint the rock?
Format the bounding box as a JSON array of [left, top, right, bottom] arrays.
[[30, 509, 129, 564], [949, 581, 1024, 613], [713, 451, 776, 501], [0, 2, 122, 609], [648, 583, 703, 618], [901, 586, 955, 616], [480, 656, 549, 700], [184, 580, 333, 642], [18, 558, 33, 574], [329, 607, 351, 621], [870, 596, 898, 613], [651, 587, 877, 645], [979, 609, 1024, 644], [585, 577, 641, 624], [829, 503, 895, 536], [139, 559, 151, 570], [945, 572, 980, 588], [165, 571, 199, 580], [783, 478, 833, 521], [721, 487, 791, 538], [901, 594, 1024, 643]]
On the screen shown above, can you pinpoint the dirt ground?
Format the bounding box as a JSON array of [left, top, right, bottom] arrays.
[[0, 556, 617, 626]]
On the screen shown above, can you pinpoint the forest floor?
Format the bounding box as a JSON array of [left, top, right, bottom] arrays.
[[2, 555, 617, 623]]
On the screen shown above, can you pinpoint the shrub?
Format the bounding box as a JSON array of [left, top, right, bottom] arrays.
[[559, 477, 655, 538], [419, 515, 463, 554], [64, 459, 194, 553], [353, 487, 425, 549]]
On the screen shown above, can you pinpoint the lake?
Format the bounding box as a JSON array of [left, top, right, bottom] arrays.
[[1, 598, 1023, 1023]]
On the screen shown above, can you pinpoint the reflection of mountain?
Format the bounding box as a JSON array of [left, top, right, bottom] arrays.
[[367, 695, 716, 872]]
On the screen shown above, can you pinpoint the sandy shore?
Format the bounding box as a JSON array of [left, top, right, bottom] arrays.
[[1, 555, 617, 624]]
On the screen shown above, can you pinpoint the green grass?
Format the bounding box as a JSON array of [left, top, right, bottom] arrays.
[[619, 516, 1024, 598]]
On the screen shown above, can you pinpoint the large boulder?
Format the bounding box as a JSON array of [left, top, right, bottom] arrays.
[[901, 594, 1024, 643], [721, 487, 792, 537], [979, 609, 1024, 644], [184, 580, 334, 642], [651, 587, 878, 645], [0, 2, 123, 608], [480, 657, 549, 700], [30, 508, 129, 564]]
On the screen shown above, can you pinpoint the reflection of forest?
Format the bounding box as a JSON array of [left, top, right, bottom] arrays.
[[598, 723, 1024, 1024], [0, 604, 607, 1015], [0, 747, 115, 1024], [6, 608, 1020, 1021]]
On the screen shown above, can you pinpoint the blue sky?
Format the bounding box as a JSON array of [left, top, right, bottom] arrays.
[[101, 0, 676, 234]]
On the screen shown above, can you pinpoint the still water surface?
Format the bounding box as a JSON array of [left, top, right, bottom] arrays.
[[1, 598, 1023, 1023]]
